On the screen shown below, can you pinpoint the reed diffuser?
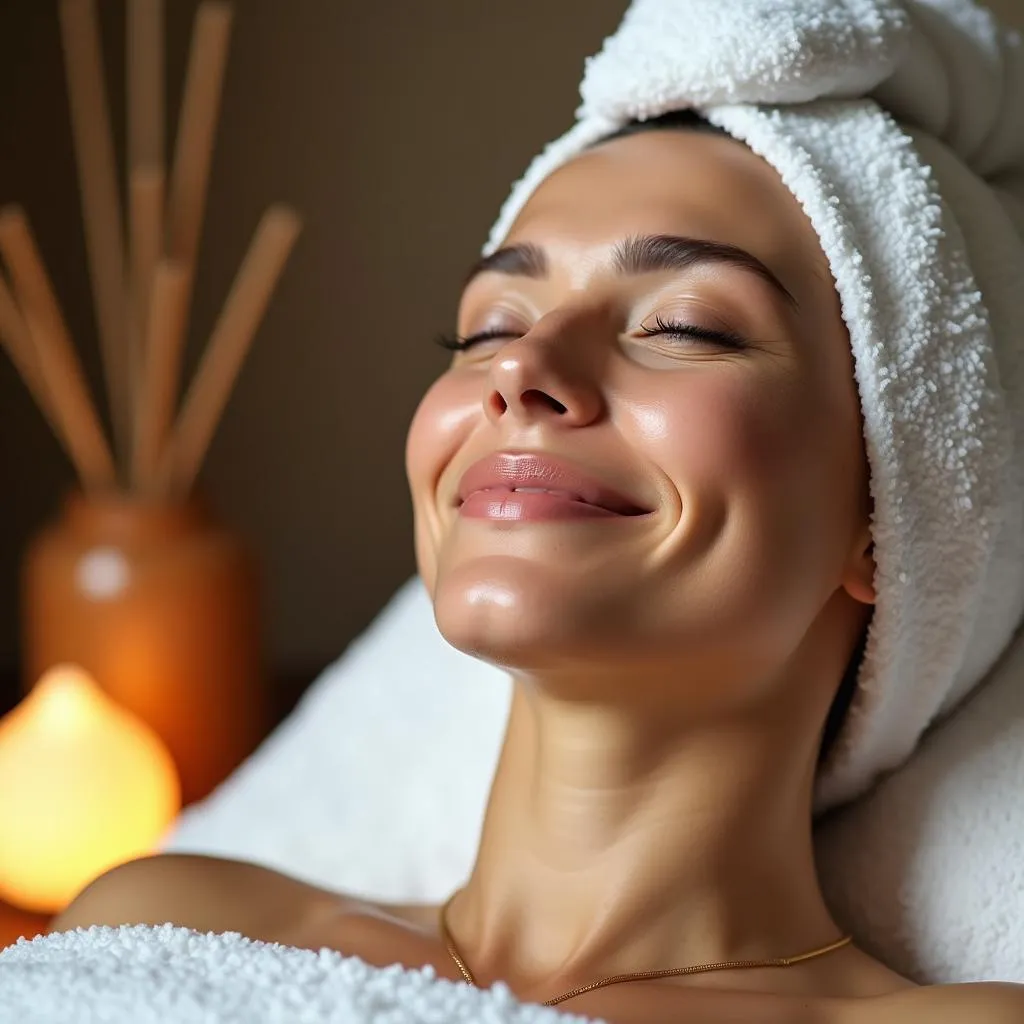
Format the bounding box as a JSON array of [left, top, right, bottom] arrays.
[[0, 0, 301, 804]]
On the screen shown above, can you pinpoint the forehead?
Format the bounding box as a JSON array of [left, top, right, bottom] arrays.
[[502, 129, 834, 306]]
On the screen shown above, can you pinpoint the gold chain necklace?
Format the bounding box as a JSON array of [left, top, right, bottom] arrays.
[[439, 889, 852, 1008]]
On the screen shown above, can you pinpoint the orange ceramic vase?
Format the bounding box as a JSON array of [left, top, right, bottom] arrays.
[[20, 491, 267, 806]]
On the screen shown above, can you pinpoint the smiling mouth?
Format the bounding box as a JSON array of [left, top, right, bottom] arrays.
[[458, 485, 648, 515], [454, 450, 654, 522], [456, 486, 652, 522]]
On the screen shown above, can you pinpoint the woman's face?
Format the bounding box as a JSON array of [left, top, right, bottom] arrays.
[[406, 127, 874, 702]]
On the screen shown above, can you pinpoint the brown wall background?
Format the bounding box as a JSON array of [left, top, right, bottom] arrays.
[[0, 0, 624, 692], [2, 0, 1021, 695]]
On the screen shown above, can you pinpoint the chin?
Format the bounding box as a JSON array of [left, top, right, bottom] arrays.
[[430, 555, 610, 672]]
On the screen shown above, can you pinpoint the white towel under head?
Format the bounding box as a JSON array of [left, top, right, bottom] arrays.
[[484, 0, 1024, 811]]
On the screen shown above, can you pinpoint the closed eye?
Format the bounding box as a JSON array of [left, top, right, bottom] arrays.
[[640, 316, 747, 349], [435, 328, 520, 351]]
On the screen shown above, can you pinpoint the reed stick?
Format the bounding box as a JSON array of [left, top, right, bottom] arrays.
[[0, 273, 52, 419], [0, 207, 116, 491], [166, 2, 233, 268], [151, 1, 233, 495], [128, 165, 165, 467], [132, 259, 190, 491], [0, 272, 77, 459], [158, 205, 301, 496], [127, 0, 165, 450], [128, 0, 164, 171], [58, 0, 130, 469]]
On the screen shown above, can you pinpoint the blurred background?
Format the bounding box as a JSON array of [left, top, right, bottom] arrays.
[[0, 0, 626, 721]]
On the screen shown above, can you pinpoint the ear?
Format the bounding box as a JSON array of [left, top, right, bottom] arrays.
[[841, 529, 876, 605]]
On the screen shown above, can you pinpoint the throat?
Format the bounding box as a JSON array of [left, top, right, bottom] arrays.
[[448, 682, 843, 998]]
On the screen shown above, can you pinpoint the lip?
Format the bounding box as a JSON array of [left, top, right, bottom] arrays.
[[455, 451, 652, 520]]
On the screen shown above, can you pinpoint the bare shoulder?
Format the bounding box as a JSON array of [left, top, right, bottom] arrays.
[[853, 981, 1024, 1024], [910, 982, 1024, 1022], [50, 853, 353, 944]]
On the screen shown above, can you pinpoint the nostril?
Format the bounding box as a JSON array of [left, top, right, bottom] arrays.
[[521, 389, 567, 414]]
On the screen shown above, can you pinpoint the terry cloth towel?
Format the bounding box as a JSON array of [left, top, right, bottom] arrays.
[[0, 925, 600, 1024], [485, 0, 1024, 811]]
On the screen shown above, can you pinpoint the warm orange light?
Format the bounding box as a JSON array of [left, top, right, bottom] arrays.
[[0, 664, 180, 913]]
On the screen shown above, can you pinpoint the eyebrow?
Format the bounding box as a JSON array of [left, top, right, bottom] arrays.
[[464, 234, 799, 310]]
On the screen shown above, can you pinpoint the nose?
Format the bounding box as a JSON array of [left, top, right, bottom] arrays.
[[484, 314, 604, 429]]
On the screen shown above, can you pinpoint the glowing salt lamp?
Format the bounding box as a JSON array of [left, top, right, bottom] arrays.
[[0, 664, 180, 914]]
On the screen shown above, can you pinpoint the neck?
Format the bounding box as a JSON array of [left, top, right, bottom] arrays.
[[450, 674, 842, 998]]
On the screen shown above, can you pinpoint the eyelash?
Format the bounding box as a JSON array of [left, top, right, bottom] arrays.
[[641, 316, 748, 349], [434, 317, 747, 352], [434, 327, 512, 351]]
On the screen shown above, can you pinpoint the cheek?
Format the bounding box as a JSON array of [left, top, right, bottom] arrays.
[[627, 369, 809, 497], [625, 367, 855, 662], [405, 372, 481, 583], [634, 366, 850, 565], [406, 373, 476, 490]]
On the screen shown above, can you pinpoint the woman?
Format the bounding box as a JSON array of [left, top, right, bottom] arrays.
[[54, 1, 1024, 1020]]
